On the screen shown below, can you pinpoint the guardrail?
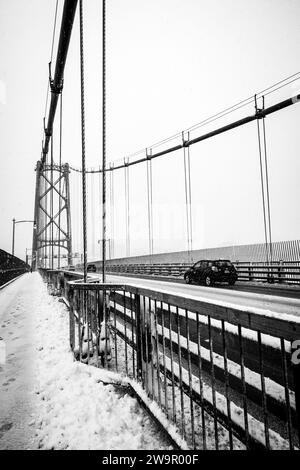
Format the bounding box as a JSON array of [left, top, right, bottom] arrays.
[[0, 267, 29, 287], [103, 261, 300, 285], [0, 248, 29, 287], [41, 268, 300, 450]]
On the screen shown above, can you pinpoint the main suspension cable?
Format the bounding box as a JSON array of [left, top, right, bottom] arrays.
[[68, 72, 300, 176], [43, 0, 59, 138]]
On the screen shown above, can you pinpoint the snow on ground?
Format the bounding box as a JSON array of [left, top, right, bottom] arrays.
[[0, 274, 38, 449], [0, 273, 173, 450]]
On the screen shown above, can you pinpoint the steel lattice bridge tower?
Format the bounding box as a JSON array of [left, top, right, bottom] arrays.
[[32, 160, 72, 270]]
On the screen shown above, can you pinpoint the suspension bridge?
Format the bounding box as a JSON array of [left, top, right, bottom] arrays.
[[1, 0, 300, 451]]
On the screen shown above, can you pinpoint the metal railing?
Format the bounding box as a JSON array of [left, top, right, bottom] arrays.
[[103, 261, 300, 285], [41, 268, 300, 450], [0, 267, 28, 287], [0, 248, 29, 287]]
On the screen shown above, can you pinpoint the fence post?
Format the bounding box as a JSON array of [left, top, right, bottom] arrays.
[[135, 293, 143, 382], [248, 262, 253, 281], [292, 342, 300, 446], [61, 273, 66, 298], [68, 285, 75, 351], [278, 260, 284, 284]]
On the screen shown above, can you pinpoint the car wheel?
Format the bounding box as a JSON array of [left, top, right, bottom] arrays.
[[205, 275, 213, 287], [185, 274, 191, 284]]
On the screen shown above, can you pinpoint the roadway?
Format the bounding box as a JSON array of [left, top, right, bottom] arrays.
[[85, 272, 300, 318]]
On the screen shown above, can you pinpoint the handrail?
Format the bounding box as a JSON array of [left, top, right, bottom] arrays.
[[67, 280, 300, 342]]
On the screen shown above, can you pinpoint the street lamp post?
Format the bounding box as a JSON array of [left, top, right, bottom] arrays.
[[12, 219, 36, 257]]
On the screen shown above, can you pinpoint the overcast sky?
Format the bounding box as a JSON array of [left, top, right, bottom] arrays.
[[0, 0, 300, 262]]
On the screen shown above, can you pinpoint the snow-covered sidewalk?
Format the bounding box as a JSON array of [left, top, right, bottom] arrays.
[[0, 273, 173, 450], [0, 274, 38, 449]]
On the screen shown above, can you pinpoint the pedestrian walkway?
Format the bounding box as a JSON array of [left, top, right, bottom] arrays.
[[0, 273, 172, 450], [0, 274, 38, 449]]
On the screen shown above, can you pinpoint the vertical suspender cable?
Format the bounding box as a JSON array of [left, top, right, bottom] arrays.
[[79, 0, 88, 282], [50, 135, 54, 269], [43, 155, 47, 269], [187, 146, 193, 259], [42, 0, 59, 269], [255, 96, 269, 264], [48, 157, 51, 269], [102, 0, 106, 282], [41, 153, 46, 268], [110, 163, 114, 259], [124, 164, 127, 257], [262, 113, 273, 264], [58, 93, 62, 268], [78, 172, 82, 262], [44, 155, 47, 269], [128, 163, 130, 257], [86, 173, 89, 257], [146, 149, 154, 263], [183, 132, 193, 263], [149, 156, 153, 259], [91, 172, 95, 259], [124, 158, 130, 257], [183, 146, 190, 256], [98, 167, 101, 259]]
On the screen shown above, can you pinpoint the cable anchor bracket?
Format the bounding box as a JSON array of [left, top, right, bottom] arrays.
[[146, 148, 152, 160], [48, 62, 64, 95], [254, 94, 265, 120], [182, 131, 190, 147]]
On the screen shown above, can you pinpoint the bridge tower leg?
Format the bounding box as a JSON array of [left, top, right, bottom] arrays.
[[32, 161, 72, 271], [31, 161, 41, 271]]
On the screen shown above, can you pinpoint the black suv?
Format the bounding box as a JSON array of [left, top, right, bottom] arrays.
[[184, 259, 238, 287], [87, 263, 97, 273]]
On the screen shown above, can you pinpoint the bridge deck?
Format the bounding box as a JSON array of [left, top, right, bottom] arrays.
[[0, 273, 171, 450], [100, 273, 300, 319]]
